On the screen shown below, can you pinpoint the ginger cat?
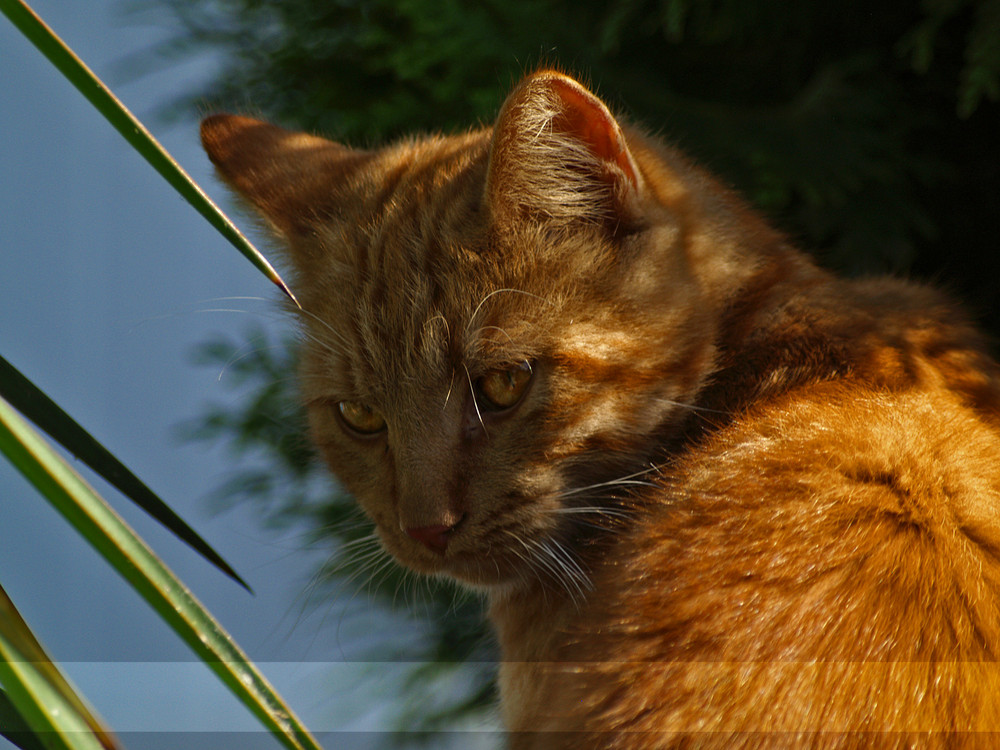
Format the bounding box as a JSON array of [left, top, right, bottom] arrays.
[[201, 70, 1000, 747]]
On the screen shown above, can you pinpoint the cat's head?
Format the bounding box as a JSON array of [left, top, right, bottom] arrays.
[[201, 70, 747, 594]]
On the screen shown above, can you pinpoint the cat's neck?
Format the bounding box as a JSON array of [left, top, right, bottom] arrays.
[[488, 577, 584, 731], [697, 248, 837, 414], [488, 578, 577, 661]]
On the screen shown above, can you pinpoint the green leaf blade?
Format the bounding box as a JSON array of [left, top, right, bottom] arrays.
[[0, 686, 59, 750], [0, 585, 119, 750], [0, 355, 251, 592], [0, 0, 299, 307], [0, 396, 322, 750], [0, 635, 107, 750]]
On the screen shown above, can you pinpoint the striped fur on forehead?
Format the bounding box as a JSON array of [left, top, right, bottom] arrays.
[[301, 196, 709, 438]]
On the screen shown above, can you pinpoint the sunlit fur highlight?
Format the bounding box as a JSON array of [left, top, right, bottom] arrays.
[[203, 69, 1000, 747]]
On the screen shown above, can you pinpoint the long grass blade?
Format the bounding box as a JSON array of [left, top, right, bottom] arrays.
[[0, 396, 323, 750], [0, 633, 107, 750], [0, 584, 119, 750], [0, 355, 250, 592], [0, 0, 299, 307], [0, 687, 48, 750]]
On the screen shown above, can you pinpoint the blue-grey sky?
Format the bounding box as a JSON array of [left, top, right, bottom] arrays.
[[0, 2, 497, 747]]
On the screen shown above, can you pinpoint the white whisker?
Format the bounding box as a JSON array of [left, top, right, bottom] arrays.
[[543, 537, 591, 602], [442, 368, 457, 410], [423, 313, 450, 337], [295, 303, 354, 355], [652, 397, 728, 416], [475, 325, 515, 344], [466, 288, 553, 331], [463, 363, 486, 434], [499, 527, 591, 605], [212, 338, 271, 382], [558, 479, 657, 498], [557, 465, 662, 499], [550, 506, 631, 519]]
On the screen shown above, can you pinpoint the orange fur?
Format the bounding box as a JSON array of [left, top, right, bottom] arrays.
[[202, 70, 1000, 747]]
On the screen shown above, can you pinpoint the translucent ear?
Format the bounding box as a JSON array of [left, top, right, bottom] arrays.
[[485, 71, 644, 228], [200, 114, 371, 239]]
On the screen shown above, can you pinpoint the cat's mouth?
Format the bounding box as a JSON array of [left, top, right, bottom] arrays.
[[381, 524, 501, 583], [381, 507, 581, 592]]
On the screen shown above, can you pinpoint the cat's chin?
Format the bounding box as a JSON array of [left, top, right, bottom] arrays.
[[378, 533, 540, 590], [442, 557, 525, 589], [394, 550, 523, 589]]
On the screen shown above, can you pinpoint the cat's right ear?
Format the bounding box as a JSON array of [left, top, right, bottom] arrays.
[[486, 71, 645, 230], [200, 114, 370, 240]]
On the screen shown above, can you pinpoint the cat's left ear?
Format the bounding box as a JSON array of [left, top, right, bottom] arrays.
[[486, 71, 645, 230], [200, 114, 371, 239]]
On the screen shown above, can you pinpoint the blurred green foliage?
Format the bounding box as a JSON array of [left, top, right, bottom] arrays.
[[143, 0, 1000, 739]]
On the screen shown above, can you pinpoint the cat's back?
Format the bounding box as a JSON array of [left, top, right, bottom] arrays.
[[529, 280, 1000, 747]]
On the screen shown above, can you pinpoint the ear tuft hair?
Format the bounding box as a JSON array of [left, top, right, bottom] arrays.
[[485, 71, 644, 228]]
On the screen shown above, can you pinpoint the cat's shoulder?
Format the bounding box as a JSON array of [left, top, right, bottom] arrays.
[[642, 378, 1000, 591], [549, 383, 1000, 739]]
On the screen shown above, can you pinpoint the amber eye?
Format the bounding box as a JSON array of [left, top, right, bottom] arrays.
[[336, 400, 386, 435], [476, 361, 534, 410]]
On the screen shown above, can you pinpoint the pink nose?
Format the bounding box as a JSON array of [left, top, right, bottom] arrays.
[[405, 523, 457, 554]]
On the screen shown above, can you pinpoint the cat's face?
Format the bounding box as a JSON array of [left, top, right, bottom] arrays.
[[201, 71, 724, 593]]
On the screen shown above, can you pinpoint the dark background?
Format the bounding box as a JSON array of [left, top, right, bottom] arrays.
[[151, 0, 1000, 327]]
